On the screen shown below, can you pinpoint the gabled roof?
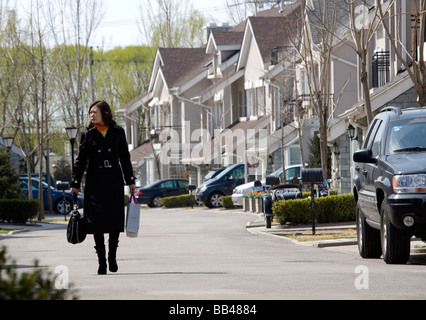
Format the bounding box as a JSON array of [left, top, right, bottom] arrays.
[[305, 0, 349, 44], [236, 2, 302, 71], [206, 29, 244, 54], [153, 47, 211, 92], [130, 140, 154, 165], [117, 91, 150, 114]]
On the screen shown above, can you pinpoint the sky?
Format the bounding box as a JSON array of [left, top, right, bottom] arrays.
[[93, 0, 231, 48]]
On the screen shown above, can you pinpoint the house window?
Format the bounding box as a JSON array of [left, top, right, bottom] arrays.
[[289, 144, 301, 165], [214, 101, 221, 129], [257, 87, 265, 116], [239, 91, 247, 118], [273, 87, 281, 130], [152, 106, 159, 130], [246, 89, 254, 118]]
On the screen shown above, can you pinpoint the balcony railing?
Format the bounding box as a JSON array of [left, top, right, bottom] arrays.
[[372, 51, 390, 88]]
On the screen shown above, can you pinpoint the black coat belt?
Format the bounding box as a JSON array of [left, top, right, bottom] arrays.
[[89, 160, 118, 169]]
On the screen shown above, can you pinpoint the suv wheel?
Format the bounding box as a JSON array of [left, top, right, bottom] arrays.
[[207, 192, 222, 208], [356, 202, 381, 258], [380, 200, 411, 264]]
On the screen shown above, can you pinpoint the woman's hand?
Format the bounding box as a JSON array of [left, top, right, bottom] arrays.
[[70, 187, 79, 195], [129, 184, 136, 194]]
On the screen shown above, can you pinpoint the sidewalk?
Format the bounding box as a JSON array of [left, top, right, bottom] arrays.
[[0, 212, 70, 235]]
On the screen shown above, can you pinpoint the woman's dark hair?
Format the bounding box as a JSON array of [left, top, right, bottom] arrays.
[[87, 100, 117, 128]]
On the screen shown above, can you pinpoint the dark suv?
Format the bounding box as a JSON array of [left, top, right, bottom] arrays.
[[195, 164, 245, 208], [353, 106, 426, 264]]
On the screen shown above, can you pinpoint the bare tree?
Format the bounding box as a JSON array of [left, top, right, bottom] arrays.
[[287, 0, 340, 178], [378, 0, 426, 106], [224, 0, 280, 24], [138, 0, 207, 49], [343, 0, 386, 125], [47, 0, 103, 131]]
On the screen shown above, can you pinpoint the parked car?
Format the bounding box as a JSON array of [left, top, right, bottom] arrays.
[[19, 177, 84, 214], [136, 178, 189, 207], [195, 163, 245, 208], [20, 173, 54, 187], [231, 164, 304, 206], [353, 106, 426, 264], [204, 167, 226, 182]]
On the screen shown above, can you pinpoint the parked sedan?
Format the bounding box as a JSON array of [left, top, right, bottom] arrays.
[[19, 177, 84, 214], [136, 178, 189, 207]]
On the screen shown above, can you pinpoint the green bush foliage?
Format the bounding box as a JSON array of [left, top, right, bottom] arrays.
[[0, 148, 22, 199], [0, 199, 39, 223], [161, 194, 197, 208], [272, 193, 355, 225], [222, 195, 234, 209], [0, 246, 78, 300]]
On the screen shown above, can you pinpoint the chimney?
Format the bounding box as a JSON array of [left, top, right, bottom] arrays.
[[203, 22, 232, 44]]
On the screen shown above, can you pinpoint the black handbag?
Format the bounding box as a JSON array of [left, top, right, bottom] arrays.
[[66, 194, 86, 244]]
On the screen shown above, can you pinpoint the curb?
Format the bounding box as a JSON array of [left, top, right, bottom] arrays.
[[245, 221, 358, 248]]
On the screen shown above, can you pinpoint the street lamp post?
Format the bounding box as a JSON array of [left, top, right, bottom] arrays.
[[65, 126, 78, 176], [3, 137, 14, 152]]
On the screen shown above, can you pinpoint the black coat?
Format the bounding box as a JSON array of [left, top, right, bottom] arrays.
[[70, 125, 135, 234]]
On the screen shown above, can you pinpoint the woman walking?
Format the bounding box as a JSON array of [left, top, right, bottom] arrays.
[[70, 100, 136, 274]]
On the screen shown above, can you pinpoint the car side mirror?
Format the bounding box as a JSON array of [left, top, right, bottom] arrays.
[[353, 149, 376, 164]]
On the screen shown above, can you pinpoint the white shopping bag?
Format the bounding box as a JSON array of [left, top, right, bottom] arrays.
[[126, 193, 141, 237]]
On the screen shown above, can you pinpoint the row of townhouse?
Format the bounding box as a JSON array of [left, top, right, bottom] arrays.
[[118, 0, 421, 194]]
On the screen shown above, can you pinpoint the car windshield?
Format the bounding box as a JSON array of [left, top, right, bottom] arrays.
[[270, 167, 283, 177], [387, 118, 426, 154], [205, 169, 222, 180], [143, 181, 160, 189]]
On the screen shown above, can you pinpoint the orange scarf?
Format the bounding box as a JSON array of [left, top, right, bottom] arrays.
[[95, 124, 108, 137]]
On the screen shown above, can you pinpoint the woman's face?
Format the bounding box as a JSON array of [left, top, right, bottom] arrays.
[[89, 106, 104, 125]]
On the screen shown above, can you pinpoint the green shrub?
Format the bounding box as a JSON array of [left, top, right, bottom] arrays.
[[222, 195, 234, 209], [272, 193, 355, 225], [161, 194, 197, 208], [0, 199, 39, 223], [0, 149, 22, 199], [0, 246, 78, 300]]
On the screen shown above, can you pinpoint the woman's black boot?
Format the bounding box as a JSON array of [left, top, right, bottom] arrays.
[[94, 245, 107, 275], [108, 239, 119, 272]]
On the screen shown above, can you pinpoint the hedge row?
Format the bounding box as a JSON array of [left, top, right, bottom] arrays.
[[272, 193, 356, 225], [0, 199, 40, 224], [161, 194, 198, 208]]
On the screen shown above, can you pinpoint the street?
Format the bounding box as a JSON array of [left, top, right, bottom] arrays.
[[1, 206, 426, 301]]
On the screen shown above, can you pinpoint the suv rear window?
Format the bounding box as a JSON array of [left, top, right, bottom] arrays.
[[386, 118, 426, 154]]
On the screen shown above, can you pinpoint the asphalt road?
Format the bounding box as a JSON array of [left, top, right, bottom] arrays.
[[1, 206, 426, 301]]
